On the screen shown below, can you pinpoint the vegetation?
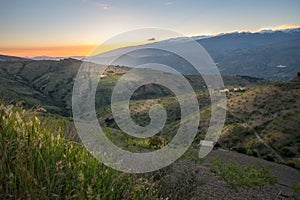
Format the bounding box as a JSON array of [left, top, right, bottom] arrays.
[[292, 182, 300, 192], [0, 57, 299, 198], [222, 82, 300, 167], [0, 58, 267, 117], [0, 104, 156, 199], [155, 160, 205, 199], [210, 157, 277, 199], [1, 103, 288, 199]]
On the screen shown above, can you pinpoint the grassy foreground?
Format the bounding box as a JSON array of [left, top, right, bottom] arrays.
[[0, 103, 286, 199], [0, 104, 157, 199]]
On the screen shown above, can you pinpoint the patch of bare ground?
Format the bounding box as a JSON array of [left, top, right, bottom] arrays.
[[164, 150, 300, 199]]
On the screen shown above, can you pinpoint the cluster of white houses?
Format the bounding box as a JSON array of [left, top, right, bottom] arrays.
[[218, 87, 247, 93]]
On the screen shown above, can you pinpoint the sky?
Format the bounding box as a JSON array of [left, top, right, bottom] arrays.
[[0, 0, 299, 57]]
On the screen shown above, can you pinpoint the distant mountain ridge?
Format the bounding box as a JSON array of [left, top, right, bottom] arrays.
[[0, 55, 31, 62], [199, 28, 300, 52], [31, 55, 85, 61], [89, 27, 300, 81], [1, 27, 299, 81]]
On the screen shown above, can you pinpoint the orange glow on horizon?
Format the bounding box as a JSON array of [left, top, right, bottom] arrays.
[[88, 41, 149, 56], [0, 41, 150, 58], [0, 45, 96, 58]]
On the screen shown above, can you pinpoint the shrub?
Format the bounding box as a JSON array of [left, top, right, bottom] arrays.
[[233, 146, 247, 154], [280, 147, 296, 157], [147, 136, 166, 149]]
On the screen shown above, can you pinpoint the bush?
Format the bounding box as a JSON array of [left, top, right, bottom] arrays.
[[233, 146, 247, 154], [147, 136, 166, 149], [280, 147, 296, 157]]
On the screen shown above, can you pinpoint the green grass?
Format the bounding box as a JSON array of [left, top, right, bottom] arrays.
[[0, 104, 157, 199], [210, 157, 277, 199], [292, 182, 300, 192]]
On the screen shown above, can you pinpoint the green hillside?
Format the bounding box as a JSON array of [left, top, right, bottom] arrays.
[[0, 58, 267, 116], [0, 57, 300, 198], [103, 80, 300, 169], [221, 82, 300, 168]]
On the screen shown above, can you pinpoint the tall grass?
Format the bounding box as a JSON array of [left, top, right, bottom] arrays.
[[0, 104, 157, 199]]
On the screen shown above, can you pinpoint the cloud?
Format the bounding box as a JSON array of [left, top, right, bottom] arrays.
[[95, 2, 110, 10], [275, 24, 300, 30], [165, 2, 176, 6], [259, 24, 300, 31], [147, 37, 156, 41]]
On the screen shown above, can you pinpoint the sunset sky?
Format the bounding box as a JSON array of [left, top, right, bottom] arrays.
[[0, 0, 299, 57]]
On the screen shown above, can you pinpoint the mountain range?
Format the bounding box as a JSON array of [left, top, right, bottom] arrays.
[[5, 28, 298, 81], [88, 28, 300, 81]]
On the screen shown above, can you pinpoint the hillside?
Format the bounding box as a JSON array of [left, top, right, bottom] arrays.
[[220, 81, 300, 168], [0, 55, 30, 62], [92, 28, 300, 81], [0, 57, 267, 116], [211, 38, 300, 81], [104, 79, 300, 170], [0, 56, 299, 198], [0, 58, 81, 115], [1, 103, 300, 199], [0, 57, 298, 167]]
